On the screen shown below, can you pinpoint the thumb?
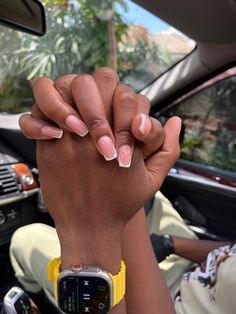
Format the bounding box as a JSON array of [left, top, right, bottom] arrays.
[[145, 116, 182, 190]]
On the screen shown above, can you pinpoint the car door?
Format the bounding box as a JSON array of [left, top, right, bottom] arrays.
[[156, 67, 236, 241]]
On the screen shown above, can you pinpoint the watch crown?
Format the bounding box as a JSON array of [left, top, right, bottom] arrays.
[[71, 264, 83, 271]]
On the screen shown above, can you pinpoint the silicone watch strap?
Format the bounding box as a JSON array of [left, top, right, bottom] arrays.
[[48, 258, 126, 307], [109, 260, 126, 306], [48, 257, 61, 301]]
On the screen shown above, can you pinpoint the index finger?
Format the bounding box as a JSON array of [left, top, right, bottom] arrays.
[[72, 74, 117, 161], [32, 76, 88, 137]]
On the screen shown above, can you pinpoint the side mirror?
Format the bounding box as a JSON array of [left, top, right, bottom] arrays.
[[0, 0, 46, 36]]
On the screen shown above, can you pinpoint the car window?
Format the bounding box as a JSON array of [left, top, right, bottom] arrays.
[[159, 70, 236, 174], [0, 0, 195, 114]]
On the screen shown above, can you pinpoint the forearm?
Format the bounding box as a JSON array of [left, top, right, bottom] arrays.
[[122, 208, 175, 314], [57, 222, 126, 314], [173, 236, 230, 264]]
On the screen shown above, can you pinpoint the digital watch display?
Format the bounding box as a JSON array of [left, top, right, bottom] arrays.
[[57, 268, 112, 314], [3, 287, 36, 314], [49, 258, 125, 314]]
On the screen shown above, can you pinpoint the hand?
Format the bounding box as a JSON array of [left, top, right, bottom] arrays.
[[19, 68, 181, 273], [19, 68, 168, 167], [22, 69, 181, 229]]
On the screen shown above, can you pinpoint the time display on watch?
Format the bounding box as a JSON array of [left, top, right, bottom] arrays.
[[58, 276, 110, 313]]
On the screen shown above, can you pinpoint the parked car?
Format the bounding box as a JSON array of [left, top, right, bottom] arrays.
[[0, 0, 235, 313]]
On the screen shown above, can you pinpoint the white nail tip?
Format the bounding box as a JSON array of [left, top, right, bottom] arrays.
[[104, 151, 117, 161], [138, 114, 146, 134]]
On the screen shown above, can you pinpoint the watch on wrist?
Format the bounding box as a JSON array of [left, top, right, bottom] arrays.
[[48, 258, 126, 314]]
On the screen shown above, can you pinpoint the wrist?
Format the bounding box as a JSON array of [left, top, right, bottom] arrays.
[[56, 224, 123, 274]]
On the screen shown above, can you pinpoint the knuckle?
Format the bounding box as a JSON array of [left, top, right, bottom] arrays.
[[116, 128, 133, 141], [119, 91, 136, 105], [138, 94, 150, 113], [43, 104, 61, 121], [55, 75, 70, 92], [88, 116, 107, 131], [55, 74, 76, 92], [117, 84, 134, 95], [72, 74, 95, 92], [94, 67, 119, 84], [76, 74, 94, 84]]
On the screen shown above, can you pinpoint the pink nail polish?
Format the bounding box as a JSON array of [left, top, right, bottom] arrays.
[[118, 145, 132, 168], [97, 136, 117, 161], [41, 126, 63, 139], [65, 115, 88, 137]]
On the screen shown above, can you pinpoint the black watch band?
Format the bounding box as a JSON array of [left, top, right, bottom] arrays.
[[150, 234, 174, 263]]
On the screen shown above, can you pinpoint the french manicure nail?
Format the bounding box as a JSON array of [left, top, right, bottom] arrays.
[[41, 126, 63, 139], [65, 115, 88, 137], [118, 145, 132, 168], [176, 117, 182, 135], [138, 114, 151, 135], [97, 136, 117, 161]]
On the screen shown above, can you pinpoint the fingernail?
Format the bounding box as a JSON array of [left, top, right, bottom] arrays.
[[118, 145, 132, 168], [65, 115, 88, 137], [138, 114, 151, 135], [41, 126, 63, 139], [176, 117, 182, 135], [97, 136, 117, 161]]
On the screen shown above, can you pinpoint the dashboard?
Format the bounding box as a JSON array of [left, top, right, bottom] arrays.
[[0, 117, 40, 246]]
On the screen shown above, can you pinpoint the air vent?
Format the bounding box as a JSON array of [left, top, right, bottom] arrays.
[[0, 165, 19, 198]]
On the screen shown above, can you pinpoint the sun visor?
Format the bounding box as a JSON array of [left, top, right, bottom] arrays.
[[133, 0, 236, 43]]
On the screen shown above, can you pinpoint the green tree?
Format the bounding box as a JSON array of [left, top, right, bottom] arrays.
[[0, 0, 173, 112]]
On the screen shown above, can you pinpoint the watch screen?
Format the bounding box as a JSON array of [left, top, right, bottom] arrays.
[[14, 293, 33, 314], [58, 276, 110, 313]]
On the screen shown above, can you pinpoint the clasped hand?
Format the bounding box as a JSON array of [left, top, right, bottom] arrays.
[[19, 67, 181, 242]]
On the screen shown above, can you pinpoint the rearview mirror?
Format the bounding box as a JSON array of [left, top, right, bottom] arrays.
[[0, 0, 46, 36]]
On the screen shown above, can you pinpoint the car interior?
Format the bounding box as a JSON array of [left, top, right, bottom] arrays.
[[0, 0, 236, 313]]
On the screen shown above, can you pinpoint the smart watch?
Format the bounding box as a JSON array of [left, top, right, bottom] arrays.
[[3, 286, 38, 314], [48, 258, 126, 314]]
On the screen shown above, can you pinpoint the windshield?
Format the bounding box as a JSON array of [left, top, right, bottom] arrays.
[[0, 0, 195, 113]]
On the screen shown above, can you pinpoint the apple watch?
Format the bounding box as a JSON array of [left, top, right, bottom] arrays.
[[48, 258, 126, 314], [3, 286, 39, 314]]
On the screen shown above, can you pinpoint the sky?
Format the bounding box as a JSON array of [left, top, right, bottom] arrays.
[[116, 0, 170, 35]]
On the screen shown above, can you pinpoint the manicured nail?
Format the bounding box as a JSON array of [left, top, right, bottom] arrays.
[[118, 145, 132, 168], [65, 115, 88, 137], [138, 114, 151, 135], [41, 126, 63, 139], [97, 136, 117, 161], [176, 117, 182, 135]]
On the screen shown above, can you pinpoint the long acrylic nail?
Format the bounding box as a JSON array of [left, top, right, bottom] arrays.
[[118, 145, 132, 168], [138, 114, 151, 135], [41, 126, 63, 139], [97, 136, 117, 161], [65, 115, 89, 137]]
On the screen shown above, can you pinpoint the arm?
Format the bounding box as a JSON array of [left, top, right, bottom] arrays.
[[172, 236, 230, 264], [123, 209, 175, 314], [20, 68, 181, 313]]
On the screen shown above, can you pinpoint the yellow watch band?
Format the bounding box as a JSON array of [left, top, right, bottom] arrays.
[[48, 257, 61, 302], [109, 260, 126, 306], [48, 258, 126, 307]]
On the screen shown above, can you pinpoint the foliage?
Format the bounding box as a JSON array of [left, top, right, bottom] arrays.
[[0, 0, 173, 112]]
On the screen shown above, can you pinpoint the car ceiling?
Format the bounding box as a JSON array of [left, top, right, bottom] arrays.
[[133, 0, 236, 106], [133, 0, 236, 43]]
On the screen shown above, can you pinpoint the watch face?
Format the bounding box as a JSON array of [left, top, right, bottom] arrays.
[[58, 276, 110, 314], [14, 293, 33, 314]]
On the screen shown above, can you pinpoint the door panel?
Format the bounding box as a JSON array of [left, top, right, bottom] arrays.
[[161, 169, 236, 241]]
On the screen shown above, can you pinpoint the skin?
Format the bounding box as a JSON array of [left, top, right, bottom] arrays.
[[172, 236, 230, 264], [19, 68, 180, 313]]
